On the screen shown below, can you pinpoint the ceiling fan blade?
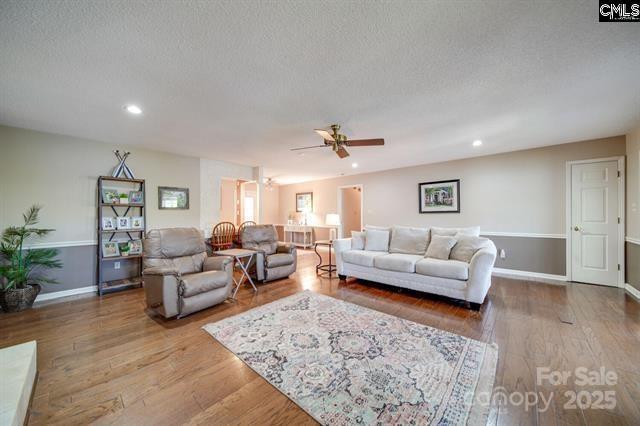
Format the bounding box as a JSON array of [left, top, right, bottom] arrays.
[[290, 145, 330, 151], [314, 129, 335, 142], [336, 146, 350, 158], [291, 145, 331, 151], [344, 138, 385, 147]]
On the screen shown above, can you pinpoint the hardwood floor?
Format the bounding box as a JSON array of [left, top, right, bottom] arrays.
[[2, 251, 639, 425]]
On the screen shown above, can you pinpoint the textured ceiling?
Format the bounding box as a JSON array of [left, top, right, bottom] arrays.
[[1, 1, 639, 184]]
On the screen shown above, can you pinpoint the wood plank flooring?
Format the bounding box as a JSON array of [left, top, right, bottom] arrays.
[[1, 250, 639, 425]]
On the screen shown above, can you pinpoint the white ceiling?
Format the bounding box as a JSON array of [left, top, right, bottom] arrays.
[[1, 1, 639, 184]]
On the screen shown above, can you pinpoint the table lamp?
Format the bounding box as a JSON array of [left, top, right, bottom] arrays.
[[325, 213, 341, 241]]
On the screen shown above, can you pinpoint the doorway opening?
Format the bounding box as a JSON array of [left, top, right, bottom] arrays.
[[338, 185, 363, 239], [566, 157, 625, 287]]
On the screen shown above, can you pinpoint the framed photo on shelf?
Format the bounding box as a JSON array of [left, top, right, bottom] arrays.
[[128, 239, 143, 255], [101, 241, 120, 258], [101, 188, 119, 204], [102, 217, 116, 231], [419, 179, 460, 213], [116, 216, 131, 229], [129, 190, 144, 204], [158, 186, 189, 209], [130, 216, 144, 229]]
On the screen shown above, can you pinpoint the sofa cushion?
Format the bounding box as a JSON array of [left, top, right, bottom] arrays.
[[431, 226, 480, 237], [266, 253, 295, 268], [364, 229, 390, 251], [351, 231, 365, 250], [389, 225, 430, 255], [416, 258, 469, 280], [450, 235, 493, 263], [374, 253, 424, 273], [181, 270, 229, 297], [425, 235, 457, 260], [342, 250, 387, 267]]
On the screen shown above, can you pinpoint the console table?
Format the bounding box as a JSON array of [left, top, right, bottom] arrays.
[[283, 225, 314, 248]]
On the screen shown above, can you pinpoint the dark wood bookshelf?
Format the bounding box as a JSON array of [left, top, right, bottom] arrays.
[[97, 176, 146, 296]]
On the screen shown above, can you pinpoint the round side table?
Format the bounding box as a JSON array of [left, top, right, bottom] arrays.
[[314, 240, 336, 276]]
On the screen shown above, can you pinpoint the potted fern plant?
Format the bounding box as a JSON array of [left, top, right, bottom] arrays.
[[0, 205, 62, 312]]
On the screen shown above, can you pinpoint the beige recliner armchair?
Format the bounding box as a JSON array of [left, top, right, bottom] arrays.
[[142, 228, 233, 318], [240, 225, 297, 282]]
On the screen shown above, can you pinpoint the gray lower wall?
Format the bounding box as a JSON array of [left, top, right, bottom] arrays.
[[627, 241, 640, 291], [40, 244, 140, 294], [39, 236, 633, 295], [484, 235, 566, 276]]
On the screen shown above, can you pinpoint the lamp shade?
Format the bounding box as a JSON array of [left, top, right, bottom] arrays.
[[325, 213, 341, 226]]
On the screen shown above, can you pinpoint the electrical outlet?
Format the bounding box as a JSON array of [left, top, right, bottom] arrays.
[[114, 261, 121, 270], [499, 249, 506, 259]]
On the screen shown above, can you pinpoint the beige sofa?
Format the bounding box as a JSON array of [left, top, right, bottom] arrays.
[[240, 225, 297, 282], [142, 228, 233, 318], [333, 225, 497, 309]]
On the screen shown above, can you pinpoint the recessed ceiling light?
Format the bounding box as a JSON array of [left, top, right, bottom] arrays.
[[472, 139, 483, 147], [352, 163, 358, 168], [124, 104, 142, 115]]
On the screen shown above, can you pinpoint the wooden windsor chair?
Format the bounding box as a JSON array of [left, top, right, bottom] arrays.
[[211, 222, 236, 251], [236, 221, 257, 245]]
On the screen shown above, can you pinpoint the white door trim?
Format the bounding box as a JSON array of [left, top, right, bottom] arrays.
[[565, 156, 625, 287], [337, 184, 364, 239]]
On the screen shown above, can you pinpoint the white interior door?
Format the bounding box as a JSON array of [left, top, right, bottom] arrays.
[[570, 160, 619, 286]]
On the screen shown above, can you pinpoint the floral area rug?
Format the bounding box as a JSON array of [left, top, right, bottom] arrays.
[[203, 291, 497, 425]]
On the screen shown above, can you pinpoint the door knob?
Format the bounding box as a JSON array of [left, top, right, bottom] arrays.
[[574, 226, 581, 231]]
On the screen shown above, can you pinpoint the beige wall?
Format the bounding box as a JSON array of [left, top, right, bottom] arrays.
[[0, 125, 256, 244], [626, 123, 640, 240], [341, 186, 362, 236], [278, 136, 626, 234], [0, 126, 201, 245], [262, 185, 280, 225], [220, 179, 237, 224]]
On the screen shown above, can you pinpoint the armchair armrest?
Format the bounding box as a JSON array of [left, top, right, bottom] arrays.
[[466, 243, 497, 304], [277, 242, 296, 254], [143, 266, 180, 276], [204, 256, 233, 271]]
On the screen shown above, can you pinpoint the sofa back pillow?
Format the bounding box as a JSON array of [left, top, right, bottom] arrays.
[[431, 226, 480, 237], [351, 231, 366, 250], [364, 228, 390, 252], [450, 234, 492, 263], [364, 224, 390, 232], [389, 225, 430, 255], [425, 235, 457, 260]]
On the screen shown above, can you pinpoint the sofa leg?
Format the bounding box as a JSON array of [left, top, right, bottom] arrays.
[[468, 302, 481, 311], [338, 274, 346, 281]]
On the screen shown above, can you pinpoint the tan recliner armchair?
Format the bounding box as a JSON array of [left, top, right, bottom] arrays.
[[142, 228, 233, 318], [240, 225, 297, 282]]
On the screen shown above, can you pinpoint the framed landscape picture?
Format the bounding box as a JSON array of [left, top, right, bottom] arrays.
[[296, 192, 313, 212], [101, 241, 120, 258], [419, 179, 460, 213], [158, 186, 189, 209]]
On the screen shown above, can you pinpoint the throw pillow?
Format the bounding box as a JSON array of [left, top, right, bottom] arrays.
[[389, 225, 430, 255], [431, 226, 480, 237], [364, 224, 391, 232], [351, 231, 365, 250], [364, 229, 390, 252], [450, 234, 492, 263], [425, 235, 457, 260]]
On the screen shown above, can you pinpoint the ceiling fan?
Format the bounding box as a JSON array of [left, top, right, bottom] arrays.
[[291, 124, 384, 158]]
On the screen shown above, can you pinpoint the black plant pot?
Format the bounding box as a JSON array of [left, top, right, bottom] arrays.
[[0, 284, 41, 313]]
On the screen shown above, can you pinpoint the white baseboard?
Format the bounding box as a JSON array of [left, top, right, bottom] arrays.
[[35, 285, 97, 302], [625, 283, 640, 300], [492, 267, 567, 284]]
